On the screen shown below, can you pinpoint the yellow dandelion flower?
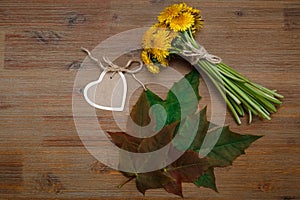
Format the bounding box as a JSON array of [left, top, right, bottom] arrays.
[[159, 58, 169, 67], [156, 49, 169, 63], [153, 22, 168, 29], [152, 48, 169, 62], [152, 29, 173, 50], [185, 6, 201, 16], [185, 6, 204, 32], [192, 16, 204, 32], [146, 63, 160, 74], [142, 26, 157, 49], [158, 3, 186, 23], [169, 12, 195, 32], [153, 24, 179, 40], [141, 50, 152, 64]]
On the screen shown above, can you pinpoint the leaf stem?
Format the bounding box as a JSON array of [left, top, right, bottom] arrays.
[[117, 176, 135, 189]]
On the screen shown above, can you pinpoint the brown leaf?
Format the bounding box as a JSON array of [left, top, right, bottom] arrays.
[[108, 121, 179, 153], [137, 121, 179, 153], [108, 131, 141, 152], [167, 150, 209, 183], [126, 91, 156, 138], [129, 91, 151, 127], [109, 90, 209, 197], [131, 150, 208, 197], [162, 177, 183, 197], [135, 170, 182, 197]]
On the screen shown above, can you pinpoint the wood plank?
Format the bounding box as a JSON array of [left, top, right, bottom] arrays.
[[0, 31, 4, 69]]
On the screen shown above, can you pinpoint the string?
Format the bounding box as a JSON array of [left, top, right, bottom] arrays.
[[181, 41, 222, 65], [81, 47, 147, 91]]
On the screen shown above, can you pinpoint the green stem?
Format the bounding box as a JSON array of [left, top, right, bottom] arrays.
[[248, 109, 252, 124], [218, 67, 246, 82], [224, 77, 259, 116], [202, 61, 241, 105], [228, 96, 244, 116], [218, 63, 283, 99], [251, 82, 284, 98], [218, 67, 273, 118], [234, 81, 271, 120], [197, 61, 241, 124], [189, 29, 199, 48], [238, 82, 277, 113], [245, 83, 282, 104]]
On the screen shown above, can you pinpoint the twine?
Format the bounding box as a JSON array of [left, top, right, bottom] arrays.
[[182, 41, 222, 65], [81, 47, 147, 91]]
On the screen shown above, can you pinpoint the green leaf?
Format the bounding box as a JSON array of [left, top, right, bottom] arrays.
[[172, 107, 208, 151], [145, 90, 166, 130], [194, 168, 218, 192], [188, 107, 210, 151], [204, 127, 262, 167], [172, 99, 261, 192], [146, 70, 201, 129], [165, 70, 201, 123]]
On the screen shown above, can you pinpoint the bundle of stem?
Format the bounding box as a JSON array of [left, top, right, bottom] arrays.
[[174, 30, 283, 124], [197, 60, 283, 124]]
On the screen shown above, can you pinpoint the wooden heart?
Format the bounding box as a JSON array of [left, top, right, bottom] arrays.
[[83, 70, 127, 111]]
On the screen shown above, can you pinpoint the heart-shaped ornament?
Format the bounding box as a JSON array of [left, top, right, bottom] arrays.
[[83, 70, 127, 111]]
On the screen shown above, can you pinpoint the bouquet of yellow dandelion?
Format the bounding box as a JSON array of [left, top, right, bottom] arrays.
[[141, 3, 283, 124]]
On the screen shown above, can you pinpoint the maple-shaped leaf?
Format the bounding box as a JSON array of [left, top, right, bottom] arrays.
[[199, 126, 262, 167], [117, 150, 209, 197], [107, 70, 262, 197], [166, 150, 209, 183], [108, 121, 179, 175], [169, 105, 218, 192], [146, 70, 201, 129], [135, 170, 183, 197], [108, 131, 141, 152], [137, 122, 178, 153], [108, 87, 180, 175], [166, 96, 261, 191], [108, 121, 179, 153], [107, 85, 207, 197], [186, 127, 261, 193], [118, 169, 183, 197], [126, 91, 155, 138], [194, 167, 218, 192], [172, 107, 209, 152]]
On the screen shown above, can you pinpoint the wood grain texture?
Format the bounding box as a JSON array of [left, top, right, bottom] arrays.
[[0, 0, 299, 199]]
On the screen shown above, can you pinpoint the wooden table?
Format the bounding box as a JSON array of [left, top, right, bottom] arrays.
[[0, 0, 299, 199]]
